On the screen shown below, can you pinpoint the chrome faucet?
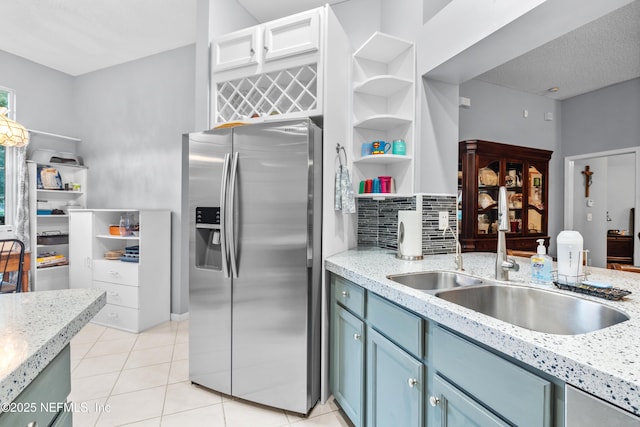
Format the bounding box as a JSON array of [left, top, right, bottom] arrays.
[[443, 225, 463, 271], [496, 186, 519, 280]]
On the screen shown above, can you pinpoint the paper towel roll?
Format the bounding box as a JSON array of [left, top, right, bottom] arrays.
[[397, 210, 423, 260]]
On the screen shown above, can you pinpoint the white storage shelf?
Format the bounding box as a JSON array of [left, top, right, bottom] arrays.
[[351, 32, 415, 199], [27, 161, 87, 292], [69, 209, 170, 333]]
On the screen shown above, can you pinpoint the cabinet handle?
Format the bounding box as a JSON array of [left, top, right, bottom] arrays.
[[26, 422, 38, 427], [263, 45, 269, 52], [408, 378, 418, 388], [429, 396, 440, 407], [107, 291, 118, 297], [341, 291, 349, 298], [108, 312, 118, 318], [250, 47, 255, 55], [109, 270, 120, 277], [353, 333, 361, 341]]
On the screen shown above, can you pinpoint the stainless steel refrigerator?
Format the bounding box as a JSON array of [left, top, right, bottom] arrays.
[[186, 119, 322, 415]]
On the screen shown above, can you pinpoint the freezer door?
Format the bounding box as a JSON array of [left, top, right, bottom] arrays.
[[187, 130, 233, 394], [229, 120, 319, 413]]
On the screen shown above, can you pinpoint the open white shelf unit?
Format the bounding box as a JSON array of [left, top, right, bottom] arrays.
[[351, 32, 415, 199]]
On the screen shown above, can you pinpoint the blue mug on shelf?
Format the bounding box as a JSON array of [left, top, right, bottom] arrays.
[[371, 140, 391, 155]]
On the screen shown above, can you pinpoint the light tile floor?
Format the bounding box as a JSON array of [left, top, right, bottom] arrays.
[[69, 320, 351, 427]]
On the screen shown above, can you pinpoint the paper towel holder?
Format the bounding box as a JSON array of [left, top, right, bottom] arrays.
[[396, 211, 424, 261]]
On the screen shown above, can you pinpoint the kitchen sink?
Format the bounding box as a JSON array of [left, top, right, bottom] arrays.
[[387, 271, 483, 292], [435, 284, 630, 335]]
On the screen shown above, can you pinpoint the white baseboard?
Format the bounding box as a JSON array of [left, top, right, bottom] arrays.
[[170, 312, 189, 322]]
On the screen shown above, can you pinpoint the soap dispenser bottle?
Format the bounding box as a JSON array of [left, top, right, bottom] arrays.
[[531, 239, 553, 284]]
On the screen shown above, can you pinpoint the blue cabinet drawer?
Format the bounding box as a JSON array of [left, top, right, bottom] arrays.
[[433, 326, 552, 427], [334, 275, 365, 318], [0, 345, 71, 427], [367, 292, 423, 358]]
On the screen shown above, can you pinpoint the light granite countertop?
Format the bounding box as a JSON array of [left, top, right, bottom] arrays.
[[325, 247, 640, 416], [0, 288, 106, 406]]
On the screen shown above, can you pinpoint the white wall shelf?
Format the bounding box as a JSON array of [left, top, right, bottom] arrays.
[[354, 76, 413, 97], [353, 32, 415, 63], [351, 32, 415, 198], [353, 154, 413, 165], [96, 234, 140, 241], [28, 129, 81, 143], [354, 115, 412, 131]]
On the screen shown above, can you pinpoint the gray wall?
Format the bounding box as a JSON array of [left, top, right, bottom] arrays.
[[572, 157, 608, 267], [195, 0, 257, 130], [561, 78, 640, 157], [459, 79, 563, 252], [0, 50, 77, 152], [458, 77, 640, 255], [74, 45, 195, 315]]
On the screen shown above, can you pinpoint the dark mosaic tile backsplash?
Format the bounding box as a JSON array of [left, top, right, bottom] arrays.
[[357, 195, 457, 255]]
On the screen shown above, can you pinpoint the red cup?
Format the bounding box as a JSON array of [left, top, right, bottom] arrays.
[[364, 179, 373, 193]]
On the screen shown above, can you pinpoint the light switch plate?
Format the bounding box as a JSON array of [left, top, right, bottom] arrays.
[[439, 211, 448, 230]]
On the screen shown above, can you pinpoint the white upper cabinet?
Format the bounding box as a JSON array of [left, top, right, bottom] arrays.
[[263, 9, 320, 62], [210, 7, 327, 125], [212, 27, 260, 72]]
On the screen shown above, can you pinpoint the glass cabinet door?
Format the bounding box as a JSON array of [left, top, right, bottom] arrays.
[[477, 160, 500, 236], [504, 161, 524, 235], [527, 164, 545, 234]]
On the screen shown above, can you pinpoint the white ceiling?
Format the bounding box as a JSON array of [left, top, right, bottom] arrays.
[[237, 0, 347, 23], [0, 0, 198, 76], [475, 0, 640, 100], [0, 0, 344, 76], [0, 0, 637, 99]]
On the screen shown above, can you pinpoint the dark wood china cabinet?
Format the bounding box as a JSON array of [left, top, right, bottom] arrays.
[[458, 140, 553, 252]]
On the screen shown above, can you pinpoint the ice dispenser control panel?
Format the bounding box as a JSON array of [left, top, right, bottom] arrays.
[[196, 207, 220, 227], [195, 207, 222, 270]]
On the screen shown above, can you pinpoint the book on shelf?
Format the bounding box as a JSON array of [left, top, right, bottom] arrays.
[[36, 252, 68, 267]]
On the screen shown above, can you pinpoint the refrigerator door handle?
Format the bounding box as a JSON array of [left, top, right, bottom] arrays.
[[227, 151, 240, 278], [307, 141, 314, 269], [220, 153, 231, 279]]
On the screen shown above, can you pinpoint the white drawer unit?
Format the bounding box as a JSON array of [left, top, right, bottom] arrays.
[[69, 209, 171, 332], [93, 280, 139, 309], [93, 304, 140, 333], [93, 259, 139, 286]]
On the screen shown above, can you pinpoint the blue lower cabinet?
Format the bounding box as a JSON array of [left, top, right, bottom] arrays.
[[432, 326, 552, 427], [366, 328, 424, 427], [331, 304, 365, 427], [430, 374, 509, 427]]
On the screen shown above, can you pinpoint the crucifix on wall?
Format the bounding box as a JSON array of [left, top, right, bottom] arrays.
[[581, 165, 594, 197]]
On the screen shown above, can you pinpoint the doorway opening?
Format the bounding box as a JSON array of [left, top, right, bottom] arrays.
[[564, 147, 640, 268]]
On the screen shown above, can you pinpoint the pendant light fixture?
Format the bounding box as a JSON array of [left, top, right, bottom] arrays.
[[0, 107, 30, 147]]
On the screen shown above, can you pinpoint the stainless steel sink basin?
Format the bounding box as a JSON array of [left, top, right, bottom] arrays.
[[387, 271, 483, 292], [435, 284, 629, 335]]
